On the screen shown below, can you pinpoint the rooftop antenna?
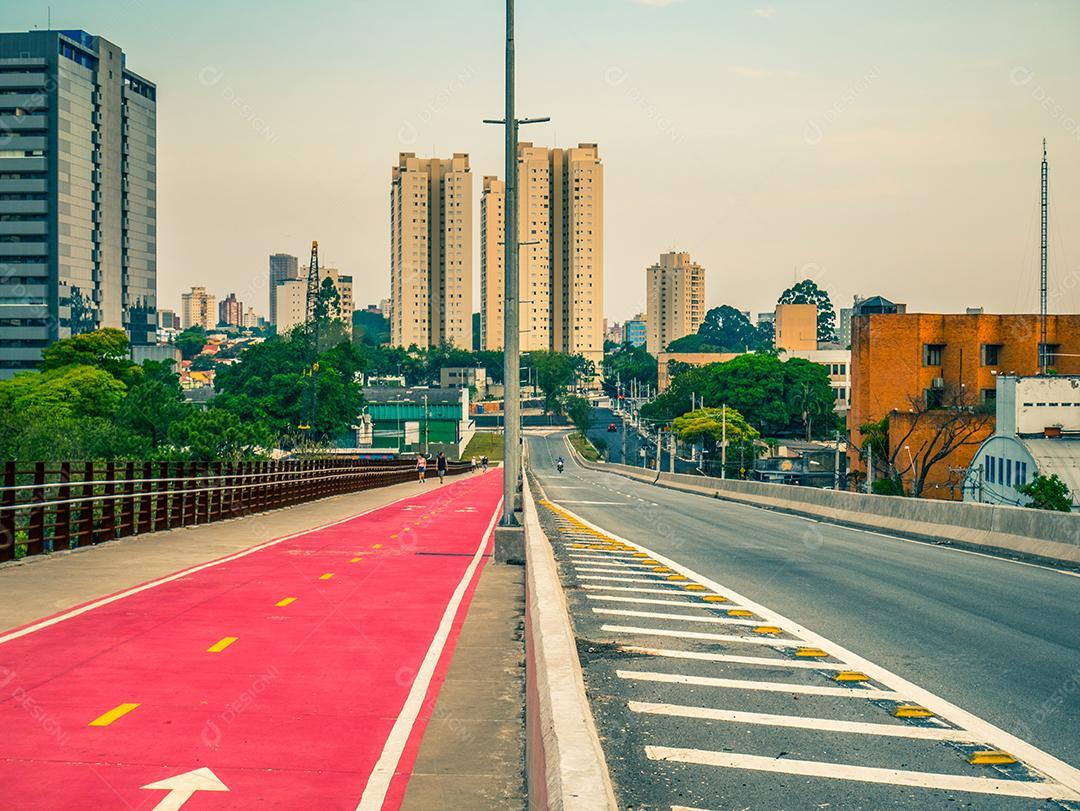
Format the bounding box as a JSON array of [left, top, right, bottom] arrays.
[[1039, 139, 1048, 374]]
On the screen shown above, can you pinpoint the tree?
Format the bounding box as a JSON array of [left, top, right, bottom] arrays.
[[175, 326, 208, 360], [886, 386, 994, 498], [603, 344, 657, 395], [671, 406, 760, 466], [778, 279, 837, 342], [1017, 474, 1073, 512], [40, 328, 137, 384], [167, 409, 267, 462], [782, 357, 837, 440], [352, 310, 390, 347], [664, 333, 718, 353], [564, 395, 593, 436], [116, 369, 191, 449], [528, 351, 576, 412], [697, 305, 761, 352]]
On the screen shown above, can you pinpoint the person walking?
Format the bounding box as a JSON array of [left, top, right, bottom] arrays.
[[416, 455, 427, 484], [436, 451, 448, 484]]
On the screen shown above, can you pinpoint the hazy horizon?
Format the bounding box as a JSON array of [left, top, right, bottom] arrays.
[[9, 0, 1080, 326]]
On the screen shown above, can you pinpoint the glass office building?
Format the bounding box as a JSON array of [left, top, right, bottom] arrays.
[[0, 30, 156, 377]]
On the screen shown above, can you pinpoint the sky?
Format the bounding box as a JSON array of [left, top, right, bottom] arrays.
[[7, 0, 1080, 323]]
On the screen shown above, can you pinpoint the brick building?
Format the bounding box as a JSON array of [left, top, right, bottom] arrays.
[[849, 312, 1080, 499]]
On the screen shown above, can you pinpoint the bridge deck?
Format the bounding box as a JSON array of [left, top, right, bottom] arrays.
[[0, 469, 502, 810]]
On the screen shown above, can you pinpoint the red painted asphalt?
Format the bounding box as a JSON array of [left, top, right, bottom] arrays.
[[0, 470, 503, 810]]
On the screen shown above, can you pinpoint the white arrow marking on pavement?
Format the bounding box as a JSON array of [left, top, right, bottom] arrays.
[[140, 767, 229, 810]]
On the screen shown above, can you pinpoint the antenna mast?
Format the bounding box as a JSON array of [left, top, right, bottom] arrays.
[[1039, 140, 1048, 374], [305, 240, 320, 351]]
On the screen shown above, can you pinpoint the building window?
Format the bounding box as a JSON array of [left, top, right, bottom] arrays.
[[1006, 459, 1012, 487], [998, 457, 1004, 485], [923, 344, 944, 366], [981, 344, 1002, 366], [986, 455, 995, 484], [1018, 462, 1027, 487], [1039, 343, 1061, 368], [981, 388, 996, 404]]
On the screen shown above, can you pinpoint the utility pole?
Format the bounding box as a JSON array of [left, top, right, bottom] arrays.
[[833, 428, 841, 490], [656, 428, 662, 473], [423, 394, 430, 456], [865, 443, 873, 494], [621, 415, 627, 466], [669, 429, 676, 474], [721, 403, 727, 480], [484, 0, 548, 527]]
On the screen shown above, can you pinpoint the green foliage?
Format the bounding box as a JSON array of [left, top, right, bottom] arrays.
[[116, 370, 189, 448], [859, 418, 889, 460], [665, 333, 718, 352], [604, 344, 657, 395], [696, 305, 761, 352], [352, 310, 390, 347], [778, 279, 837, 342], [564, 395, 594, 435], [167, 409, 268, 462], [212, 332, 365, 447], [871, 477, 904, 496], [528, 351, 576, 412], [175, 326, 208, 360], [1017, 473, 1073, 512], [40, 328, 137, 384], [641, 353, 835, 438]]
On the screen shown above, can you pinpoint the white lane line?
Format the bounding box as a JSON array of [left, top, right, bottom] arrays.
[[583, 585, 722, 597], [618, 669, 898, 699], [648, 748, 1080, 802], [355, 499, 502, 810], [620, 646, 847, 670], [587, 595, 732, 608], [569, 557, 634, 566], [558, 500, 628, 505], [559, 502, 1080, 795], [603, 624, 797, 648], [575, 567, 667, 577], [581, 575, 675, 584], [630, 702, 975, 741], [594, 608, 763, 627]]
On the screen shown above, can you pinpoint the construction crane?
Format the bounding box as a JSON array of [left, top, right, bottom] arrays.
[[1039, 140, 1048, 374], [305, 239, 320, 350]]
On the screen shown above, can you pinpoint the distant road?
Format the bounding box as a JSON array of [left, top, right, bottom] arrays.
[[530, 431, 1080, 810]]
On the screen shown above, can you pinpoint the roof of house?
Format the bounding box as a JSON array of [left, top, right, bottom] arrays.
[[363, 387, 464, 405], [1021, 437, 1080, 502]]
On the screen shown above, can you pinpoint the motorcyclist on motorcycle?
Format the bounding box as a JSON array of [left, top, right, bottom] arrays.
[[556, 456, 565, 472]]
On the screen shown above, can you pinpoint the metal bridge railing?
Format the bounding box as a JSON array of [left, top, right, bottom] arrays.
[[0, 458, 472, 562]]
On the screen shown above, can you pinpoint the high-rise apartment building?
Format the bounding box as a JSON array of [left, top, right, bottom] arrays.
[[480, 143, 604, 371], [218, 292, 243, 327], [0, 30, 156, 377], [181, 287, 215, 330], [645, 251, 705, 356], [275, 266, 353, 335], [390, 153, 472, 348], [268, 253, 299, 326]]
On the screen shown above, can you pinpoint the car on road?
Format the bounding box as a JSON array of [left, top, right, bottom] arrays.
[[607, 422, 618, 432]]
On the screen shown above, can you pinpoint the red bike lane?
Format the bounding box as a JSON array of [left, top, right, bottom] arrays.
[[0, 469, 503, 810]]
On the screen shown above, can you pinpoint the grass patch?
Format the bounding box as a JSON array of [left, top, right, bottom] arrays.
[[464, 431, 505, 462], [568, 432, 601, 462]]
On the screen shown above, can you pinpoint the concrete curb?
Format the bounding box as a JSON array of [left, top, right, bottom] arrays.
[[564, 434, 1080, 567], [522, 470, 617, 811]]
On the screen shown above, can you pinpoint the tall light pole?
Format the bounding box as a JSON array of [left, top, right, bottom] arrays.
[[485, 0, 548, 527]]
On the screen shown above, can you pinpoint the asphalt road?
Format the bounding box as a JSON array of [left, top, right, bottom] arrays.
[[528, 431, 1080, 811]]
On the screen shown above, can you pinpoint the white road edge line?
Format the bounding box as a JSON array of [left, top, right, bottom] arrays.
[[630, 701, 975, 741], [356, 498, 502, 810], [586, 595, 737, 608], [620, 645, 848, 670], [583, 584, 724, 597], [618, 669, 898, 699], [580, 575, 676, 584], [648, 747, 1080, 802], [556, 502, 1080, 795]]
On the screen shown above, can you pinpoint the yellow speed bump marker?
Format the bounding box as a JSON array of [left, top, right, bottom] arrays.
[[651, 567, 673, 573], [752, 625, 782, 635], [969, 750, 1017, 765], [641, 559, 660, 565], [893, 705, 934, 718], [833, 671, 870, 682], [727, 609, 753, 617], [571, 544, 588, 549], [683, 584, 706, 591], [632, 553, 649, 558], [89, 703, 140, 727], [275, 597, 297, 607], [319, 573, 335, 581], [350, 557, 362, 563], [795, 647, 829, 657], [666, 574, 689, 581], [702, 595, 728, 603]]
